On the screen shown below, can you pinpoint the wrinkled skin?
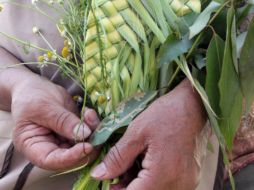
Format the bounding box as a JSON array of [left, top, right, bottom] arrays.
[[11, 74, 100, 171], [91, 80, 207, 190], [4, 64, 206, 189]]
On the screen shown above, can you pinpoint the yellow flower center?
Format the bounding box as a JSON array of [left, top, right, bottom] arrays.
[[62, 46, 70, 58], [47, 51, 53, 60], [37, 55, 44, 62]]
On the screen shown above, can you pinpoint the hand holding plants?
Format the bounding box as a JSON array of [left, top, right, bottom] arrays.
[[91, 80, 207, 190], [11, 72, 100, 171]]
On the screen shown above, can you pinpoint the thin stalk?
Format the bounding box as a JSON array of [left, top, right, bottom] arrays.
[[0, 62, 84, 91], [38, 31, 55, 51], [0, 31, 48, 52], [209, 1, 230, 24], [167, 66, 180, 87]]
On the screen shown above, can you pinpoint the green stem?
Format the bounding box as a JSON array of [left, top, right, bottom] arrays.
[[167, 66, 180, 87], [0, 31, 48, 52], [209, 1, 230, 24]]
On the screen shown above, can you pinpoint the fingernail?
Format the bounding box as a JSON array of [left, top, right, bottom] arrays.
[[73, 123, 91, 140], [91, 163, 107, 178]]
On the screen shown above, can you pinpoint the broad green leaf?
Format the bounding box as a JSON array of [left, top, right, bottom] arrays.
[[205, 34, 225, 115], [90, 91, 157, 146], [158, 34, 192, 67], [178, 12, 199, 35], [189, 1, 221, 39], [231, 16, 238, 73], [218, 8, 243, 149], [239, 17, 254, 112]]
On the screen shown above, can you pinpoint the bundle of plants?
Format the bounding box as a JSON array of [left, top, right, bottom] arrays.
[[1, 0, 254, 189]]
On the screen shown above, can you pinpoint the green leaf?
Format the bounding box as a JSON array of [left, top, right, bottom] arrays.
[[189, 1, 221, 39], [218, 8, 243, 150], [239, 17, 254, 112], [231, 15, 238, 73], [205, 34, 225, 115], [90, 91, 157, 146], [158, 34, 192, 67]]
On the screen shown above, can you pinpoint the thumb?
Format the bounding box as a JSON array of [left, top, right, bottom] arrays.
[[91, 130, 145, 180], [42, 105, 91, 141]]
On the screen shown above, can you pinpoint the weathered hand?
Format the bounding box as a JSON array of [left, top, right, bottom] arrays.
[[11, 74, 100, 171], [91, 80, 206, 190]]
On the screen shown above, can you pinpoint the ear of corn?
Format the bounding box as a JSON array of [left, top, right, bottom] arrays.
[[83, 0, 201, 116]]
